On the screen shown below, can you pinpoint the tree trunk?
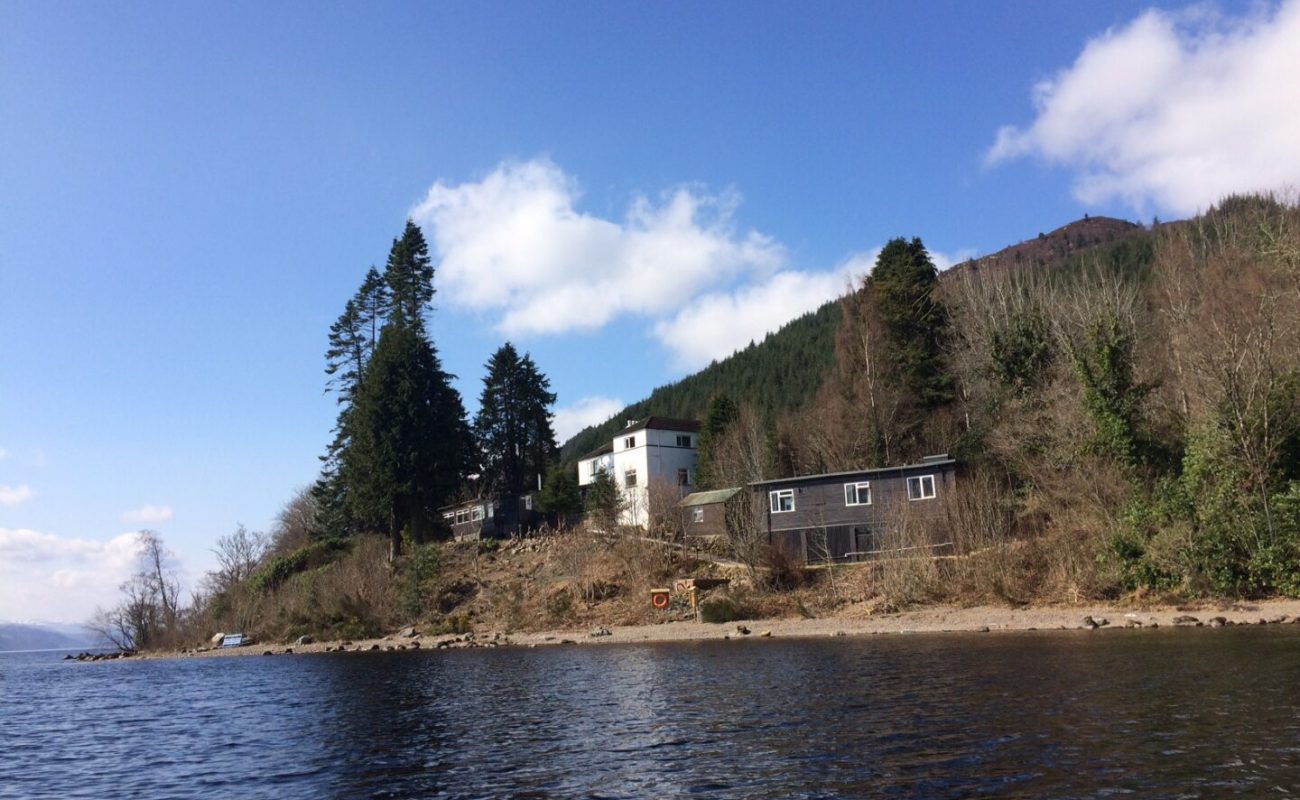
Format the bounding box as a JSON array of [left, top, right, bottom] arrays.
[[389, 507, 402, 562]]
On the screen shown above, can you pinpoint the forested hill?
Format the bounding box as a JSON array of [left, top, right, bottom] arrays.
[[559, 215, 1155, 464], [949, 215, 1148, 277], [558, 300, 841, 462]]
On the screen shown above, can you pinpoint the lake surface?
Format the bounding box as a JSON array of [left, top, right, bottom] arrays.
[[3, 627, 1300, 798]]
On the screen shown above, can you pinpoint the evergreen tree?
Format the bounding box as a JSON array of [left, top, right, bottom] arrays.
[[342, 323, 473, 559], [871, 237, 953, 408], [537, 464, 581, 515], [474, 343, 558, 495], [384, 220, 435, 332], [584, 469, 623, 531], [696, 393, 739, 490], [324, 267, 391, 403]]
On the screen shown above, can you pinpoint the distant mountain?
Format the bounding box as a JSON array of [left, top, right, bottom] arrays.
[[949, 216, 1146, 277], [0, 622, 100, 652]]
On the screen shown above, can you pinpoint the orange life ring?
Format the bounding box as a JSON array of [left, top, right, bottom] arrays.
[[651, 591, 670, 609]]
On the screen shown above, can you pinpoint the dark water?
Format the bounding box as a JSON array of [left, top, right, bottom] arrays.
[[4, 628, 1300, 799]]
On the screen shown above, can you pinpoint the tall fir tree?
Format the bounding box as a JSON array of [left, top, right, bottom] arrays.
[[474, 343, 558, 496], [342, 322, 473, 559], [384, 220, 435, 332], [871, 237, 954, 408]]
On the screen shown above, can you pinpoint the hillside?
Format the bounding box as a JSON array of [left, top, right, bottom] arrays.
[[950, 216, 1146, 276], [559, 300, 842, 462], [561, 215, 1150, 462]]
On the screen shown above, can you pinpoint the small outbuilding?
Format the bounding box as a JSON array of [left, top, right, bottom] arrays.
[[677, 487, 744, 540]]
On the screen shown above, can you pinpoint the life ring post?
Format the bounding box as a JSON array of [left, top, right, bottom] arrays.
[[650, 588, 671, 610]]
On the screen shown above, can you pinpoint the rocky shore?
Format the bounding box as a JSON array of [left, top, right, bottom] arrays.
[[119, 597, 1300, 662]]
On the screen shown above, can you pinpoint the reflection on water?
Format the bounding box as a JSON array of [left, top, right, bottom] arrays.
[[4, 627, 1300, 798]]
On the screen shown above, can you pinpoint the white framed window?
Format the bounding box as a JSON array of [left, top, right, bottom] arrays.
[[692, 507, 704, 523], [844, 481, 872, 506], [769, 489, 795, 513], [676, 434, 692, 448], [443, 512, 455, 521], [455, 510, 468, 524], [625, 469, 638, 487], [470, 506, 484, 522], [588, 460, 599, 476], [524, 496, 533, 511], [677, 468, 690, 486], [624, 436, 636, 449], [907, 474, 937, 501]]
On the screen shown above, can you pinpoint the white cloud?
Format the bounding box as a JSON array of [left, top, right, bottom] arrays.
[[0, 484, 35, 507], [411, 158, 785, 336], [120, 504, 173, 524], [653, 255, 868, 372], [0, 529, 145, 623], [988, 1, 1300, 215], [651, 245, 969, 372], [552, 396, 626, 441]]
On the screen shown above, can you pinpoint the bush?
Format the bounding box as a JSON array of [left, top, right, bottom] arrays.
[[250, 538, 349, 593], [760, 545, 807, 591], [698, 592, 759, 624]]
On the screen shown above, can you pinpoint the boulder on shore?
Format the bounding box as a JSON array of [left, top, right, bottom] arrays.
[[210, 632, 226, 646]]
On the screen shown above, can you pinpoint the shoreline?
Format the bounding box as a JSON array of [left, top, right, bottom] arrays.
[[137, 597, 1300, 661]]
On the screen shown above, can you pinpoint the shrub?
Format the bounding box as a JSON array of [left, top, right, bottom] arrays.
[[698, 592, 759, 624]]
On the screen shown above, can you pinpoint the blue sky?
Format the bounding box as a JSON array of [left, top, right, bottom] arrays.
[[3, 0, 1297, 621]]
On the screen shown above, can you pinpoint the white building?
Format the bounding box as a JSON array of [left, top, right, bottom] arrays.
[[576, 416, 700, 527]]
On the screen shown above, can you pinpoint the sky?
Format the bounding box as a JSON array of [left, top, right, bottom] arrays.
[[3, 0, 1298, 623]]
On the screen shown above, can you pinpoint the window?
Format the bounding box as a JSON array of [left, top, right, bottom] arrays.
[[624, 436, 636, 449], [470, 506, 484, 522], [589, 460, 600, 476], [677, 468, 690, 486], [907, 474, 937, 501], [692, 507, 704, 523], [455, 510, 468, 524], [844, 481, 872, 506], [443, 512, 455, 522], [676, 435, 692, 448], [524, 496, 533, 511], [769, 489, 795, 513], [625, 469, 638, 487]]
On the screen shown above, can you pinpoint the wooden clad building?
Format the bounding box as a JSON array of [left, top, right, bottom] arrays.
[[440, 493, 542, 541], [751, 455, 958, 564]]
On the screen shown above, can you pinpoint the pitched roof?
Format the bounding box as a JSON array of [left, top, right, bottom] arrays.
[[678, 488, 742, 507], [621, 416, 701, 434], [748, 456, 957, 487], [578, 443, 614, 461]]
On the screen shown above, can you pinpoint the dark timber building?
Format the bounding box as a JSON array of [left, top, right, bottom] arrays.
[[752, 455, 958, 563]]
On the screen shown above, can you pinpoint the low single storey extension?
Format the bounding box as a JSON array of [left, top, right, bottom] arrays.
[[753, 454, 958, 564]]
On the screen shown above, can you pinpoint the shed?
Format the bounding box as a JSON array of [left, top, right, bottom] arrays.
[[678, 487, 743, 540]]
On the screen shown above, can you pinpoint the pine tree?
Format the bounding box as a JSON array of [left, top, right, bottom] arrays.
[[384, 220, 435, 332], [474, 343, 558, 496], [537, 464, 581, 515], [871, 237, 954, 408], [343, 323, 473, 559]]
